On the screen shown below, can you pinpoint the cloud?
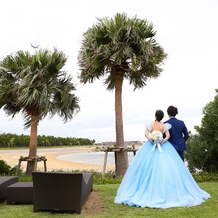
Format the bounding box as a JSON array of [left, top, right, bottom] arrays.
[[0, 0, 217, 142]]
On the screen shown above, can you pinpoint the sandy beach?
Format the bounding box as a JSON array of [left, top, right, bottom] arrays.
[[0, 146, 115, 172]]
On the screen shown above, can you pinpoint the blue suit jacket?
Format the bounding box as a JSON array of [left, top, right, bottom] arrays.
[[164, 117, 189, 151]]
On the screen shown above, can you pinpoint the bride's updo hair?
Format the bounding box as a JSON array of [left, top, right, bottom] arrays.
[[167, 105, 178, 117], [155, 110, 164, 121]]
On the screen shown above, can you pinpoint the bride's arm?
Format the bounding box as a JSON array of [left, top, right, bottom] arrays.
[[145, 128, 153, 143], [160, 130, 170, 145]]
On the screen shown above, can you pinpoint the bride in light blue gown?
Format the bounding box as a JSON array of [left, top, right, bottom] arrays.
[[114, 110, 210, 208]]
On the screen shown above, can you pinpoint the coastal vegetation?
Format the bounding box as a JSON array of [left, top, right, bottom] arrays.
[[0, 133, 95, 148]]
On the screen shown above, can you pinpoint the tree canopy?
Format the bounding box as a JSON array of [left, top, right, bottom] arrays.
[[78, 12, 167, 91], [185, 89, 218, 173], [0, 48, 80, 127]]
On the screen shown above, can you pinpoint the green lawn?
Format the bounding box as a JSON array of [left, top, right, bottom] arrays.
[[0, 183, 217, 218]]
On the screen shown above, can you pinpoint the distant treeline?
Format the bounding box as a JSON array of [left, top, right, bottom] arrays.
[[0, 133, 95, 148]]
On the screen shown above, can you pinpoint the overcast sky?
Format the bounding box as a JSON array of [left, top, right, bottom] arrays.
[[0, 0, 217, 142]]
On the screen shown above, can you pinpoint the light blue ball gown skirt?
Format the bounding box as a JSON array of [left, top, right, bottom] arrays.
[[114, 140, 210, 208]]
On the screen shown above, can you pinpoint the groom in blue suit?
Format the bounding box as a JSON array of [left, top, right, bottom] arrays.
[[164, 105, 189, 162]]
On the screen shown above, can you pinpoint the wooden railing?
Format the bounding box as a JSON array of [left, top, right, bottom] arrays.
[[16, 156, 47, 175], [97, 145, 139, 176]]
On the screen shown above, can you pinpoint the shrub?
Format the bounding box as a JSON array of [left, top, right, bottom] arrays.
[[0, 159, 11, 175]]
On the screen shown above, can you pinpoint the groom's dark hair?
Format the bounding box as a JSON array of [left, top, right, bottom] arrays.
[[167, 106, 178, 117], [155, 110, 164, 121]]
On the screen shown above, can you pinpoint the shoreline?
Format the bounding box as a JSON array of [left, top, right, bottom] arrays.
[[0, 146, 115, 172]]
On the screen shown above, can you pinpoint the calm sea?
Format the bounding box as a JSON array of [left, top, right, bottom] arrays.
[[0, 148, 136, 166], [56, 151, 135, 166]]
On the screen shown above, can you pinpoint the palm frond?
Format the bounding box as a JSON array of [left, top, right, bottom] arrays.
[[0, 48, 80, 129], [78, 12, 167, 90]]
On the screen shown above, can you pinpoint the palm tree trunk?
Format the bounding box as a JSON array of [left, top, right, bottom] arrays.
[[26, 114, 38, 176], [115, 71, 128, 177]]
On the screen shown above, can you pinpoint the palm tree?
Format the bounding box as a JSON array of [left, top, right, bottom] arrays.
[[0, 48, 80, 175], [78, 13, 167, 177]]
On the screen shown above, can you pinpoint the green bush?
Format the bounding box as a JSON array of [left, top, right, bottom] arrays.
[[0, 159, 11, 175], [192, 172, 218, 183], [14, 169, 218, 184], [50, 169, 122, 185], [185, 90, 218, 173]]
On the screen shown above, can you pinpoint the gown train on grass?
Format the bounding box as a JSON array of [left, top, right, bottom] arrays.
[[114, 125, 210, 208]]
